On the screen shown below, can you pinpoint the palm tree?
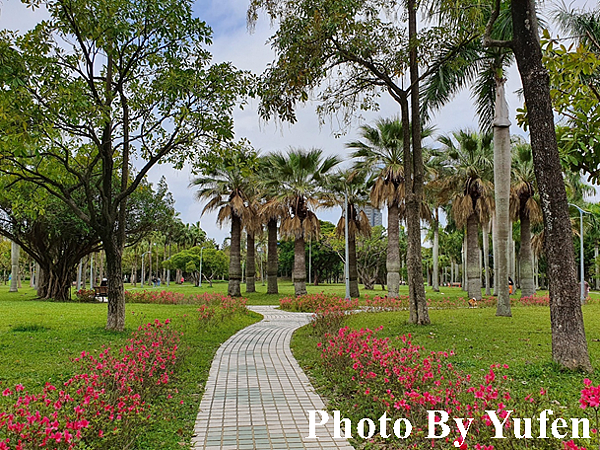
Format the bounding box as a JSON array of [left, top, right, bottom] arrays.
[[510, 142, 542, 298], [244, 193, 263, 294], [191, 147, 257, 297], [348, 119, 404, 298], [258, 156, 289, 295], [326, 169, 372, 297], [435, 130, 494, 301], [554, 5, 600, 55], [424, 148, 450, 292], [422, 5, 515, 314], [266, 148, 340, 296]]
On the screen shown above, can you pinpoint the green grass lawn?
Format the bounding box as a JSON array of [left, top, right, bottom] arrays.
[[0, 284, 261, 449], [3, 281, 600, 448]]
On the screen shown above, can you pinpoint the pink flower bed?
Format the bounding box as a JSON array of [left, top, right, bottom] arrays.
[[124, 291, 247, 313], [279, 293, 359, 313], [318, 326, 600, 449], [0, 320, 179, 449], [363, 294, 560, 310]]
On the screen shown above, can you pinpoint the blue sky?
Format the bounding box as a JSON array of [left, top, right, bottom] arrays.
[[1, 0, 596, 246]]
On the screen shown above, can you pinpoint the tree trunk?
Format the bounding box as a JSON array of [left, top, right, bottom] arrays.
[[466, 213, 482, 300], [293, 235, 307, 296], [483, 220, 491, 295], [228, 213, 242, 297], [406, 0, 429, 324], [9, 241, 19, 293], [511, 0, 591, 371], [267, 218, 279, 294], [386, 201, 401, 298], [520, 214, 535, 297], [349, 229, 359, 298], [105, 240, 125, 331], [37, 265, 48, 298], [493, 77, 512, 316], [246, 232, 256, 293], [491, 214, 498, 294], [39, 266, 72, 301], [432, 210, 440, 292]]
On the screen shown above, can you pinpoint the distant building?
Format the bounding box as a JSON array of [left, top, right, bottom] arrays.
[[361, 205, 382, 227]]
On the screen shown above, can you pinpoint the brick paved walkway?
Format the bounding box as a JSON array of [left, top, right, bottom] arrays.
[[191, 305, 354, 449]]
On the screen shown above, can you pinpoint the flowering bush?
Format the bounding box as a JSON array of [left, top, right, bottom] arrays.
[[280, 293, 359, 313], [364, 295, 409, 310], [124, 291, 247, 315], [317, 326, 593, 449], [124, 290, 186, 304], [74, 289, 97, 303], [0, 320, 179, 449], [362, 294, 560, 311]]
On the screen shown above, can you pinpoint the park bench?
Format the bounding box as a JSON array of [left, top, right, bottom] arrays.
[[94, 286, 108, 302]]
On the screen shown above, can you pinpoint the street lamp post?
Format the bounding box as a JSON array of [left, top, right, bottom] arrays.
[[198, 247, 204, 288], [308, 238, 312, 285], [569, 203, 590, 303], [344, 192, 350, 300], [141, 250, 151, 287]]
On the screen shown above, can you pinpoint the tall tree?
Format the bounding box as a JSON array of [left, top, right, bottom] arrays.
[[0, 0, 247, 330], [423, 3, 515, 314], [435, 130, 494, 301], [191, 144, 258, 297], [248, 0, 476, 324], [485, 0, 592, 371], [326, 170, 372, 297], [265, 148, 339, 296], [348, 119, 406, 299], [510, 142, 542, 298]]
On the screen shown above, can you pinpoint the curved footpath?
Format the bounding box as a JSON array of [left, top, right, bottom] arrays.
[[191, 305, 354, 450]]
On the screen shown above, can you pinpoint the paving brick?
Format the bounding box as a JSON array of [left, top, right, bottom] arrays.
[[190, 306, 354, 449]]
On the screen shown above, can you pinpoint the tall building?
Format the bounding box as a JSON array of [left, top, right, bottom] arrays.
[[361, 205, 382, 227]]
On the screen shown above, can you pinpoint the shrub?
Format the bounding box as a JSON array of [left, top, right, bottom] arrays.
[[317, 326, 595, 449], [74, 289, 97, 303], [0, 320, 179, 450], [279, 293, 358, 313]]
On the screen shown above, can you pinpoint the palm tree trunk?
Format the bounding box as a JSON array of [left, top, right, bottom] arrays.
[[386, 201, 401, 298], [267, 218, 279, 294], [246, 232, 256, 293], [493, 77, 512, 316], [511, 0, 591, 370], [466, 213, 482, 300], [228, 213, 242, 297], [9, 241, 19, 293], [293, 235, 307, 296], [432, 209, 440, 292], [462, 236, 467, 291], [492, 214, 498, 294], [349, 229, 359, 298], [520, 214, 535, 297], [483, 220, 491, 295]]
